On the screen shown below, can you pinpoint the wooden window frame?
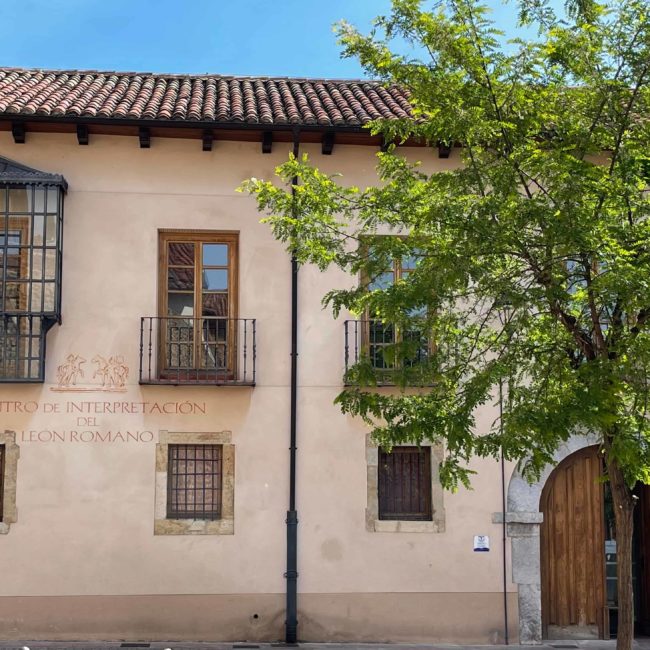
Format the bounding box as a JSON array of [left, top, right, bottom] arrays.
[[158, 230, 239, 380], [378, 446, 432, 521]]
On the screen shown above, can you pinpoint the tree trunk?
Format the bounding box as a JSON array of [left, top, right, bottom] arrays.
[[608, 459, 636, 650]]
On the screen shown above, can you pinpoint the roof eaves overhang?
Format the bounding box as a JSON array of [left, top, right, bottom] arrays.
[[0, 113, 376, 135]]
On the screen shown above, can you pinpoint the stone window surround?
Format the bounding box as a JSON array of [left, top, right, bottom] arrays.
[[0, 431, 19, 534], [154, 430, 234, 535], [366, 434, 445, 533]]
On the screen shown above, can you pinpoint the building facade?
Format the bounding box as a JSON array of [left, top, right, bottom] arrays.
[[0, 67, 641, 645]]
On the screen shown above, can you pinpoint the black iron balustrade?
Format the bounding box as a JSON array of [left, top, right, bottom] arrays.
[[344, 319, 432, 386], [139, 316, 256, 386]]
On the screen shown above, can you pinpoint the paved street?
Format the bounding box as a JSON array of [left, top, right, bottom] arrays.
[[2, 641, 650, 650]]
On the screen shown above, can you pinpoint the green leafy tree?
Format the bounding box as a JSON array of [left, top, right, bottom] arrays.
[[242, 1, 650, 647]]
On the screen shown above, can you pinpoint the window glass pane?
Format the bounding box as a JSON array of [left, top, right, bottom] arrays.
[[31, 188, 46, 214], [203, 243, 228, 267], [168, 293, 194, 316], [370, 320, 395, 342], [8, 188, 28, 213], [43, 284, 55, 312], [202, 269, 228, 291], [43, 249, 56, 282], [0, 230, 21, 252], [202, 342, 227, 369], [3, 283, 25, 310], [45, 214, 57, 245], [202, 318, 228, 369], [32, 215, 45, 245], [1, 246, 27, 280], [166, 319, 194, 368], [168, 242, 195, 266], [30, 283, 43, 311], [369, 271, 394, 290], [202, 293, 228, 317], [46, 188, 58, 214], [401, 254, 421, 271], [29, 360, 40, 378], [168, 268, 194, 291], [1, 216, 30, 246]]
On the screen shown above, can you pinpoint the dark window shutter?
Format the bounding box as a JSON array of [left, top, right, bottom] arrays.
[[378, 446, 432, 521]]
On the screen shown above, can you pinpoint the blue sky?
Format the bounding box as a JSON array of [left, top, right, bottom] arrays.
[[0, 0, 542, 78]]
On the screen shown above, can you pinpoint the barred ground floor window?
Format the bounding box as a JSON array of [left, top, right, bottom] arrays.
[[154, 430, 234, 535]]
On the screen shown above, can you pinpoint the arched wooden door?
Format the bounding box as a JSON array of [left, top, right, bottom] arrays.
[[540, 446, 606, 639]]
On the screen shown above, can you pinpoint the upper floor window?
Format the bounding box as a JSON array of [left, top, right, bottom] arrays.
[[344, 243, 430, 384], [139, 230, 256, 386], [0, 157, 67, 382], [365, 252, 428, 370]]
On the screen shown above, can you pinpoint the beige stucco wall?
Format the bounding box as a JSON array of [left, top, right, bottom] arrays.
[[0, 131, 518, 642]]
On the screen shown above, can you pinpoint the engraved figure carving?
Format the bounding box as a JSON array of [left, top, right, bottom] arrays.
[[92, 354, 129, 389], [56, 354, 86, 388]]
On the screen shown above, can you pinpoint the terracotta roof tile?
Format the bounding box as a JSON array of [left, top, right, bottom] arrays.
[[0, 67, 414, 128]]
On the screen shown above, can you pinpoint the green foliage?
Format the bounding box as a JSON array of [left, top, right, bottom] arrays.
[[242, 0, 650, 492]]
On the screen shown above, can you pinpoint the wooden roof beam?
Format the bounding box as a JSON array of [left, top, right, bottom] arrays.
[[262, 131, 273, 154], [202, 129, 213, 152], [322, 131, 335, 155], [139, 127, 150, 149], [76, 124, 89, 145], [11, 122, 25, 144], [438, 142, 452, 158]]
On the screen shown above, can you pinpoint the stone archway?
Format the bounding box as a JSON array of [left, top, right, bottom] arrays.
[[501, 433, 600, 644]]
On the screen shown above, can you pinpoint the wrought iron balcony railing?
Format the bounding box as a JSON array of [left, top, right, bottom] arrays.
[[139, 316, 256, 386], [344, 319, 431, 386]]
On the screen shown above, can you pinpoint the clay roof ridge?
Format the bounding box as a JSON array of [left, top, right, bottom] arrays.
[[0, 66, 387, 86]]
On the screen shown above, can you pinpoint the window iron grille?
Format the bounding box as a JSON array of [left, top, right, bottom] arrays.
[[167, 444, 223, 520]]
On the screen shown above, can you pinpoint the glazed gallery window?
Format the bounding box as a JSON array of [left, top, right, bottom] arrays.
[[158, 231, 238, 378], [378, 446, 432, 521], [0, 177, 65, 382], [167, 444, 223, 520]]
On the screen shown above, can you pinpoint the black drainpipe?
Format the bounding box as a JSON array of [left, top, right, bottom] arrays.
[[285, 126, 301, 645], [499, 379, 510, 645]]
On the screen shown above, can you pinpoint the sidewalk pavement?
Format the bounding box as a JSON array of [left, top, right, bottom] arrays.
[[1, 641, 650, 650]]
